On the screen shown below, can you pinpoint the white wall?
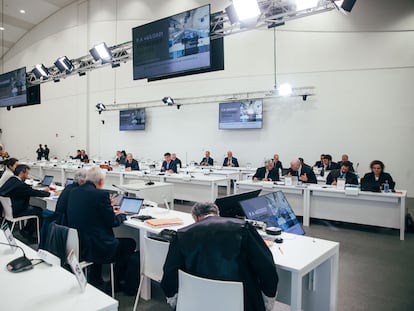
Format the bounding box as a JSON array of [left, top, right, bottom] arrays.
[[0, 0, 413, 195]]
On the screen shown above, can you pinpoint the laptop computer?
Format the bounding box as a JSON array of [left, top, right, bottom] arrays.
[[239, 191, 305, 235], [65, 178, 74, 187], [214, 190, 261, 218], [119, 197, 144, 215], [40, 175, 54, 187]]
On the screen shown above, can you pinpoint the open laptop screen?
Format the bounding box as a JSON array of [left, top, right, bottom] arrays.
[[120, 197, 144, 215], [41, 175, 54, 187], [65, 178, 74, 187], [239, 191, 305, 235]]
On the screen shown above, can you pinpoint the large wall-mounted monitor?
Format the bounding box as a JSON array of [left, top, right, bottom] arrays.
[[0, 67, 27, 108], [219, 100, 263, 129], [132, 5, 211, 80], [119, 108, 145, 131]]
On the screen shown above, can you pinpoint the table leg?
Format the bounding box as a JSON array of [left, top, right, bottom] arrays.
[[303, 189, 310, 227], [139, 228, 151, 300], [330, 250, 339, 311], [291, 272, 302, 311], [400, 196, 406, 240]]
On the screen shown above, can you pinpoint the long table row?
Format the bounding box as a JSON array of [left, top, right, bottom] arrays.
[[235, 180, 407, 240]]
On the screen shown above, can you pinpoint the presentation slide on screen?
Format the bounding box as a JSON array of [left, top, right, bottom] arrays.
[[119, 109, 145, 131], [0, 68, 27, 107], [219, 100, 263, 129], [133, 5, 210, 79]]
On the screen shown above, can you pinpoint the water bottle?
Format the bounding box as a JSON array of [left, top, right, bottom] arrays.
[[384, 180, 390, 193]]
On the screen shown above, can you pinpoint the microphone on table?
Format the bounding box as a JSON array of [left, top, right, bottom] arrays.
[[0, 242, 33, 273], [112, 184, 129, 196], [144, 172, 154, 186]]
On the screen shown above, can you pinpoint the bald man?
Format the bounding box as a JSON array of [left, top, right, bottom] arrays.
[[286, 159, 317, 184], [223, 151, 239, 167]]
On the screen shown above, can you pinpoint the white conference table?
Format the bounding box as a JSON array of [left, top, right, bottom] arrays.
[[120, 181, 174, 209], [0, 234, 118, 311], [122, 208, 339, 311], [235, 180, 407, 240]]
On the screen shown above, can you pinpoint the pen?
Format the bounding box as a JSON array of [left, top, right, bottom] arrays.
[[278, 247, 284, 255]]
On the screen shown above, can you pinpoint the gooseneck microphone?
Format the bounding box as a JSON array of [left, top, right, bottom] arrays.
[[144, 172, 154, 186], [112, 184, 129, 196]]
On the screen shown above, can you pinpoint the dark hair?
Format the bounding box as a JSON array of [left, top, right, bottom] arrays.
[[340, 161, 352, 168], [121, 150, 127, 157], [324, 154, 332, 161], [164, 152, 171, 157], [192, 202, 219, 217], [6, 158, 18, 170], [299, 157, 304, 164], [14, 164, 30, 176], [370, 160, 384, 171]]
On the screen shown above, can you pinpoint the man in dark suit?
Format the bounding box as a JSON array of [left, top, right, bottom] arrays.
[[55, 168, 87, 226], [326, 161, 358, 186], [0, 164, 50, 241], [67, 167, 135, 290], [286, 159, 318, 184], [253, 160, 279, 182], [161, 203, 278, 311], [115, 151, 126, 165], [44, 145, 50, 161], [161, 152, 177, 173], [171, 153, 182, 169], [323, 154, 339, 171], [223, 151, 239, 167], [314, 154, 325, 168], [272, 154, 283, 171], [125, 153, 140, 171], [200, 150, 214, 166], [36, 144, 44, 160], [337, 154, 355, 172]]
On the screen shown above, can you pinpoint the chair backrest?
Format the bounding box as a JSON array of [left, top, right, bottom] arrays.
[[0, 196, 13, 220], [176, 270, 244, 311], [142, 236, 170, 282], [66, 227, 80, 260]]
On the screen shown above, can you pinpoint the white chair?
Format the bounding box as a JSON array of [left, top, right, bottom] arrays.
[[176, 269, 244, 311], [0, 196, 40, 245], [132, 236, 170, 311], [67, 227, 115, 298]]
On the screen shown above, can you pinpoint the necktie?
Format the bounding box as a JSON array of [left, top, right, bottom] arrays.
[[265, 170, 269, 179]]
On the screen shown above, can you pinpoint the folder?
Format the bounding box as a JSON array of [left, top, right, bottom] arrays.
[[144, 218, 184, 227]]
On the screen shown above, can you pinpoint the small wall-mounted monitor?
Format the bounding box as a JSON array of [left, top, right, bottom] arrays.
[[0, 67, 27, 108], [120, 108, 145, 131], [219, 100, 263, 129]]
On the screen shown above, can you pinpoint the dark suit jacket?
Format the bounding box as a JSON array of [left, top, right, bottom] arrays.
[[253, 167, 280, 181], [223, 157, 239, 167], [161, 160, 177, 173], [161, 216, 278, 311], [174, 158, 182, 168], [314, 160, 323, 168], [67, 181, 126, 263], [125, 159, 140, 171], [272, 160, 283, 170], [116, 156, 126, 165], [0, 176, 50, 216], [338, 161, 355, 172], [55, 182, 79, 226], [326, 169, 358, 185], [361, 172, 395, 191], [286, 165, 318, 184], [325, 162, 340, 171], [200, 157, 214, 166]]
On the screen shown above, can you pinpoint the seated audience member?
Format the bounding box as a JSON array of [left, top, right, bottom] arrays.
[[115, 151, 126, 165], [0, 164, 50, 242], [223, 151, 239, 167], [80, 149, 89, 163], [161, 202, 278, 311], [314, 154, 325, 168], [299, 157, 312, 170], [272, 154, 283, 170], [71, 149, 81, 160], [125, 153, 140, 171], [55, 168, 87, 225], [161, 152, 177, 173], [286, 159, 317, 184], [171, 153, 182, 168], [0, 158, 19, 188], [200, 150, 214, 166], [361, 160, 395, 191], [253, 160, 279, 182], [326, 161, 358, 186], [337, 154, 354, 172], [67, 167, 136, 291], [323, 154, 339, 171]]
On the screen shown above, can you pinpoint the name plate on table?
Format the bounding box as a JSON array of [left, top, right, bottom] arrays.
[[1, 224, 17, 253], [262, 181, 274, 189], [336, 178, 346, 190], [67, 250, 87, 292], [285, 176, 293, 186]]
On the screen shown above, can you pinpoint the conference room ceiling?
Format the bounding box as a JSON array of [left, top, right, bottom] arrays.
[[0, 0, 75, 63]]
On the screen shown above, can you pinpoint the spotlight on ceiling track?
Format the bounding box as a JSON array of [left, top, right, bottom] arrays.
[[226, 0, 260, 26], [54, 56, 73, 73], [295, 0, 319, 11], [162, 96, 175, 106], [334, 0, 357, 13], [278, 83, 293, 97], [89, 42, 112, 64], [32, 64, 49, 80], [78, 72, 86, 77], [96, 103, 106, 114]]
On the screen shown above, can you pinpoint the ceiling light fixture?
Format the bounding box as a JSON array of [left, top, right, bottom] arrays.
[[89, 42, 112, 64], [54, 56, 74, 73], [232, 0, 260, 21], [19, 9, 26, 14], [0, 27, 4, 31], [32, 64, 49, 79], [96, 103, 106, 114], [278, 83, 293, 96]]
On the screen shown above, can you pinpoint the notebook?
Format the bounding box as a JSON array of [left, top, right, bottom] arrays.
[[239, 191, 305, 235], [119, 197, 144, 215]]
